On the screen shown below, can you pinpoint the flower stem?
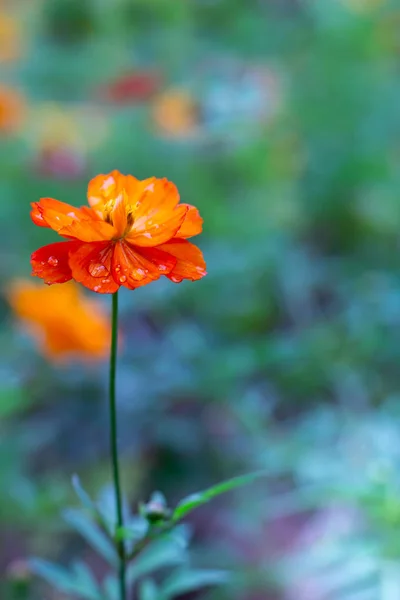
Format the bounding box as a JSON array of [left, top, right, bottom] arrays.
[[109, 291, 126, 600]]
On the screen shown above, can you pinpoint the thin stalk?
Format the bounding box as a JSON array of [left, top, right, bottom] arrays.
[[109, 291, 126, 600]]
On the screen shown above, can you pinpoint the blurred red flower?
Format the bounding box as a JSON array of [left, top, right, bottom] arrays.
[[31, 170, 207, 293], [96, 71, 162, 104], [8, 280, 110, 362]]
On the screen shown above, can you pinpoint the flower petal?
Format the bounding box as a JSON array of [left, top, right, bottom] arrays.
[[31, 198, 101, 232], [87, 170, 124, 207], [31, 241, 80, 284], [58, 218, 116, 242], [157, 238, 207, 282], [111, 192, 128, 238], [127, 201, 188, 247], [68, 241, 120, 293], [176, 204, 203, 238], [111, 241, 175, 289]]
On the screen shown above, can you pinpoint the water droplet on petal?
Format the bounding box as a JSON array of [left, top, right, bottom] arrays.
[[158, 265, 167, 271], [196, 266, 205, 274], [136, 268, 147, 277], [170, 275, 183, 283], [115, 264, 121, 273], [101, 279, 108, 284], [143, 233, 152, 239], [119, 275, 127, 283], [89, 263, 109, 277], [93, 285, 101, 292], [40, 261, 46, 266], [48, 256, 58, 267], [67, 211, 77, 218]]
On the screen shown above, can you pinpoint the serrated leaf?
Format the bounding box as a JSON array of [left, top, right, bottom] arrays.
[[63, 508, 118, 567], [126, 535, 186, 585], [173, 471, 266, 521], [139, 579, 162, 600], [162, 569, 230, 598]]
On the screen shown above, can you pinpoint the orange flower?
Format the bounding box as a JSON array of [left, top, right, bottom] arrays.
[[0, 86, 25, 134], [8, 280, 110, 361], [30, 171, 207, 293], [152, 89, 200, 138]]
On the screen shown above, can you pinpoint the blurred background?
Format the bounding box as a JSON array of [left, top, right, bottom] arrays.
[[3, 0, 400, 598]]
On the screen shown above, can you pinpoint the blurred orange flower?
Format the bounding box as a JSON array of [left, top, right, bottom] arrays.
[[0, 12, 21, 63], [152, 89, 200, 138], [8, 280, 110, 362], [31, 170, 207, 293], [0, 86, 25, 134]]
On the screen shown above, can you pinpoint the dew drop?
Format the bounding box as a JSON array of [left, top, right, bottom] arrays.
[[119, 275, 127, 283], [143, 232, 152, 239], [114, 264, 121, 273], [48, 256, 59, 267], [136, 268, 146, 277], [89, 263, 109, 277], [196, 266, 205, 273], [67, 211, 77, 218], [170, 275, 183, 283], [93, 285, 101, 292], [40, 261, 46, 266], [101, 279, 108, 284], [158, 264, 168, 271]]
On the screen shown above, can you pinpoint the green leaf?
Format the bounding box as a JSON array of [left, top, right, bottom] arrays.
[[102, 575, 118, 600], [71, 561, 102, 600], [139, 579, 162, 600], [173, 471, 266, 521], [72, 475, 97, 515], [126, 535, 186, 585], [30, 558, 101, 599], [30, 559, 77, 595], [162, 569, 230, 598], [63, 508, 118, 567]]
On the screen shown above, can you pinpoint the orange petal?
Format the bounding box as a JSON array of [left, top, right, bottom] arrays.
[[111, 192, 128, 238], [87, 171, 143, 208], [157, 238, 207, 282], [31, 198, 103, 237], [176, 204, 203, 238], [112, 241, 177, 289], [31, 241, 80, 284], [58, 218, 116, 242], [68, 241, 120, 293], [87, 170, 122, 207], [126, 178, 184, 246]]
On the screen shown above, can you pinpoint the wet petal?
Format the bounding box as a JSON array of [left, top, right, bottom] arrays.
[[87, 171, 122, 207], [157, 238, 207, 282], [127, 203, 188, 247], [111, 241, 175, 288], [31, 199, 103, 238], [68, 241, 120, 293], [31, 241, 80, 284], [176, 204, 203, 238]]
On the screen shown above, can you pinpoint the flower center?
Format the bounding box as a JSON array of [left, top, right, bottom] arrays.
[[102, 196, 135, 230]]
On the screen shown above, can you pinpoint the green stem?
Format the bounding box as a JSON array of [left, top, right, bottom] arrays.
[[109, 291, 126, 600]]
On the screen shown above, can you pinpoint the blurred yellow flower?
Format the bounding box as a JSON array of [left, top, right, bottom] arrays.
[[152, 89, 199, 138], [8, 280, 111, 362], [0, 86, 25, 134], [0, 12, 21, 62]]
